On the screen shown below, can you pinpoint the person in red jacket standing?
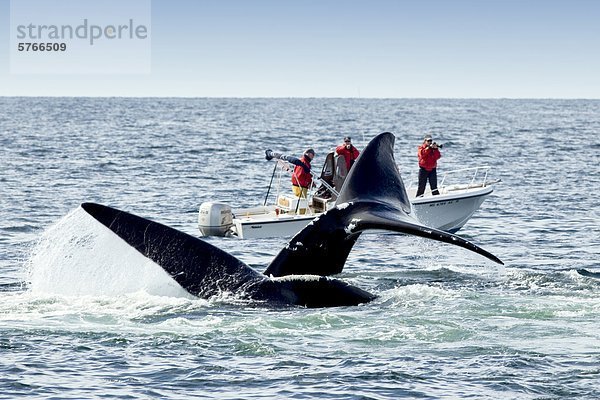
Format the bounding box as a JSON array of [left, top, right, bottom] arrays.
[[265, 148, 315, 198], [335, 136, 360, 172], [416, 135, 442, 197], [291, 149, 315, 197]]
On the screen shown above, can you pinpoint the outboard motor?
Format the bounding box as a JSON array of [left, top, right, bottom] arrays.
[[198, 202, 234, 237]]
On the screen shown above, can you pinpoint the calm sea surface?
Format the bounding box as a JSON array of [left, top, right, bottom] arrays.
[[1, 98, 599, 399]]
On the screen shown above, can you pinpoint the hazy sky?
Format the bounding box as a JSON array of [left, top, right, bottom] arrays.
[[1, 0, 599, 98]]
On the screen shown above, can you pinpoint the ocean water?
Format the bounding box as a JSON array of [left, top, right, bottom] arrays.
[[1, 97, 599, 399]]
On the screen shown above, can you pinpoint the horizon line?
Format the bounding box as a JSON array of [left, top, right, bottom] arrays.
[[1, 95, 599, 100]]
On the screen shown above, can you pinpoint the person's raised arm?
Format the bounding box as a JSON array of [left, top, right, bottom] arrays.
[[265, 150, 309, 172]]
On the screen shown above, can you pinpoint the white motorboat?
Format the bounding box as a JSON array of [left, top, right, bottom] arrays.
[[408, 166, 497, 233], [198, 153, 499, 239]]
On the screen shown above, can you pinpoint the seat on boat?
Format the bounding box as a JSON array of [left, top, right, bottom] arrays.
[[314, 151, 336, 199], [311, 196, 329, 213], [277, 194, 309, 214], [315, 151, 348, 200]]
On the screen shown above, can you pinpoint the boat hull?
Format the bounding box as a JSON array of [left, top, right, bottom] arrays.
[[225, 186, 493, 239], [411, 186, 493, 233], [233, 214, 316, 239]]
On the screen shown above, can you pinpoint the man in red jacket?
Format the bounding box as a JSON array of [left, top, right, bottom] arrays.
[[335, 136, 360, 172], [291, 149, 315, 197], [416, 135, 442, 197]]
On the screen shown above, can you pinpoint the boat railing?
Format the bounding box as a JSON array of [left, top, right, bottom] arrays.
[[233, 205, 277, 217], [408, 165, 497, 194], [439, 165, 491, 189]]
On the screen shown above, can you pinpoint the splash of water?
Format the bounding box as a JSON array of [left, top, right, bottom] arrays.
[[26, 206, 192, 298]]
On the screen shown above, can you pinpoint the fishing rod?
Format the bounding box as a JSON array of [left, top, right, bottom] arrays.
[[263, 161, 278, 206]]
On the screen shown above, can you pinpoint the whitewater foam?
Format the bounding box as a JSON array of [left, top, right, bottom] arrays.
[[26, 206, 192, 298]]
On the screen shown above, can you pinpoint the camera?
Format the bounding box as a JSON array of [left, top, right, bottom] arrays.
[[429, 142, 443, 149]]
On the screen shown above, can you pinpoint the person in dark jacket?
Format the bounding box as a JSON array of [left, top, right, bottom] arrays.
[[416, 135, 442, 196]]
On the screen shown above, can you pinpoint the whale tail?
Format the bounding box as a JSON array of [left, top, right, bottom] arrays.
[[80, 202, 260, 298], [79, 202, 374, 307], [264, 132, 503, 278]]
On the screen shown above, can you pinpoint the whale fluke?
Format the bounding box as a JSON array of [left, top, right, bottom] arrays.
[[80, 202, 374, 307]]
